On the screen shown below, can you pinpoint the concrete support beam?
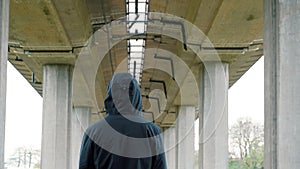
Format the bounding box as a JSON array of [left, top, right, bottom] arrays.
[[176, 106, 195, 169], [163, 127, 176, 169], [0, 0, 9, 168], [199, 62, 229, 169], [264, 0, 300, 168], [71, 107, 91, 169], [41, 65, 73, 169]]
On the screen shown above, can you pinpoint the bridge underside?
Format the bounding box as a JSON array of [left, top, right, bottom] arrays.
[[1, 0, 300, 169]]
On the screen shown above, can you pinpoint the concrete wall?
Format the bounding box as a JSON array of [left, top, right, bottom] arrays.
[[71, 107, 91, 169], [198, 62, 229, 169], [41, 65, 73, 169], [164, 127, 176, 169], [177, 106, 195, 169], [264, 0, 300, 168], [0, 0, 9, 168]]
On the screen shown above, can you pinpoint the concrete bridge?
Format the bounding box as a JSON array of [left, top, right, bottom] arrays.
[[0, 0, 299, 168]]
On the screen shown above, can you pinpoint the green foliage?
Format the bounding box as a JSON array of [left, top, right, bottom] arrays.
[[242, 145, 264, 169], [229, 148, 264, 169], [229, 160, 241, 169]]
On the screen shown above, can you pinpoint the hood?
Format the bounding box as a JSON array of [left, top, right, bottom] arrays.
[[104, 73, 142, 116]]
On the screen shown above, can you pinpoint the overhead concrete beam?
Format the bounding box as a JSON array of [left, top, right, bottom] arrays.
[[9, 0, 72, 50], [264, 0, 300, 168], [51, 0, 92, 46], [0, 0, 9, 168], [193, 0, 224, 35], [207, 0, 263, 44]]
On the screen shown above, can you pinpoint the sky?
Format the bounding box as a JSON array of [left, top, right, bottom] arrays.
[[4, 56, 264, 159], [5, 62, 43, 158], [228, 57, 264, 126]]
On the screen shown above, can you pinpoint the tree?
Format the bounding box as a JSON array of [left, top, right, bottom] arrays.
[[229, 117, 264, 169], [6, 147, 41, 169]]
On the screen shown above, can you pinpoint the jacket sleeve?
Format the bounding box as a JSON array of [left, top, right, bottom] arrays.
[[153, 153, 167, 169], [153, 128, 167, 169], [79, 133, 95, 169]]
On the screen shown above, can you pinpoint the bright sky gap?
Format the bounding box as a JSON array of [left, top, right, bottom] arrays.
[[126, 0, 149, 83]]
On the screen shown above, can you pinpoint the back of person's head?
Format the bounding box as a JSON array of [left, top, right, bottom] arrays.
[[104, 73, 142, 116]]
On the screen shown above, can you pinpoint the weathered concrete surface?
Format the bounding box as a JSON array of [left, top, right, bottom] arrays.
[[264, 0, 300, 168], [199, 62, 229, 169], [176, 106, 195, 169], [0, 0, 9, 168], [41, 65, 73, 169], [71, 107, 91, 169], [163, 127, 176, 169], [8, 0, 264, 120]]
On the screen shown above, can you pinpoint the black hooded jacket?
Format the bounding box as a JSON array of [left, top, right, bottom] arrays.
[[79, 73, 167, 169]]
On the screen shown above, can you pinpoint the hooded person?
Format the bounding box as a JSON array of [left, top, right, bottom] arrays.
[[79, 73, 167, 169]]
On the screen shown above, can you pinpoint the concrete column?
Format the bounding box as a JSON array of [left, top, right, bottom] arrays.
[[176, 106, 195, 169], [164, 127, 176, 169], [71, 107, 91, 169], [41, 65, 73, 169], [264, 0, 300, 168], [198, 62, 229, 169], [0, 0, 9, 168]]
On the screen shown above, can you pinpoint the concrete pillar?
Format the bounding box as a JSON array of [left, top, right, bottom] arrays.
[[41, 65, 73, 169], [71, 107, 91, 169], [176, 106, 195, 169], [198, 62, 229, 169], [0, 0, 9, 168], [164, 127, 176, 169], [264, 0, 300, 168]]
